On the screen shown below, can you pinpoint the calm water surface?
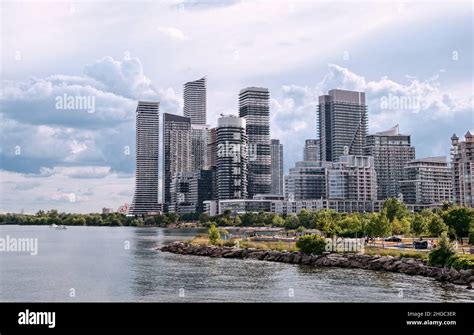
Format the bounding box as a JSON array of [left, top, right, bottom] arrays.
[[0, 225, 472, 302]]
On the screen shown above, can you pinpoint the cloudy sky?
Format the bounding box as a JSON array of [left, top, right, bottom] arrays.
[[1, 0, 472, 213]]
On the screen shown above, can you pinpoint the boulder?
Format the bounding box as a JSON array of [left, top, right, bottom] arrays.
[[301, 254, 313, 265]]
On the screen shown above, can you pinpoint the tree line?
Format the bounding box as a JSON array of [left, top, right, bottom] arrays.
[[200, 199, 474, 244], [1, 199, 473, 244]]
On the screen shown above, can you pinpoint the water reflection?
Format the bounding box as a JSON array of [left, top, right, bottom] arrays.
[[0, 225, 472, 302]]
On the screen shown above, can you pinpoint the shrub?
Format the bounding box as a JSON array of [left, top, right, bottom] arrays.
[[222, 239, 237, 247], [428, 232, 455, 267], [296, 234, 327, 255], [445, 255, 474, 270], [208, 225, 221, 245]]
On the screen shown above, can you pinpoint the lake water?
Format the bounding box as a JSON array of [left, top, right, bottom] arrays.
[[0, 225, 472, 302]]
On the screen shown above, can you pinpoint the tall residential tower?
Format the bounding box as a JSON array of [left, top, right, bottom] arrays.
[[270, 139, 284, 195], [183, 77, 207, 125], [365, 125, 415, 200], [163, 113, 192, 206], [239, 87, 271, 198], [216, 115, 248, 200], [130, 101, 160, 215], [318, 89, 368, 161]]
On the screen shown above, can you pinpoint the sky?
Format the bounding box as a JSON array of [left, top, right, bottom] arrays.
[[0, 0, 473, 214]]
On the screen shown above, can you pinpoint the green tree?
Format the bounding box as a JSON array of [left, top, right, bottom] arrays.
[[298, 209, 313, 228], [234, 215, 242, 226], [199, 213, 210, 224], [296, 234, 327, 255], [313, 209, 340, 237], [383, 198, 409, 223], [154, 215, 166, 226], [271, 215, 284, 227], [365, 212, 390, 247], [411, 213, 427, 238], [240, 213, 255, 226], [284, 214, 300, 229], [442, 206, 473, 244], [208, 225, 221, 245], [427, 215, 448, 237], [339, 215, 361, 237], [167, 213, 179, 225], [144, 217, 155, 226], [377, 211, 391, 248]]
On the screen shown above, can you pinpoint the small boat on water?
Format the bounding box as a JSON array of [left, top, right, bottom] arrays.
[[49, 224, 58, 228], [55, 225, 67, 230]]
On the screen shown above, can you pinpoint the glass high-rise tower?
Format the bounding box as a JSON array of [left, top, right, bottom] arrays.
[[270, 139, 283, 195], [184, 76, 207, 125], [239, 87, 271, 198], [216, 115, 248, 200], [163, 113, 192, 206], [318, 89, 368, 162], [130, 101, 160, 215]]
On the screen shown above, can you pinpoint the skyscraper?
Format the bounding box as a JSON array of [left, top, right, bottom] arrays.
[[191, 124, 209, 171], [451, 132, 474, 208], [184, 76, 206, 125], [270, 139, 284, 195], [318, 89, 368, 161], [239, 87, 271, 198], [207, 127, 217, 168], [130, 101, 160, 216], [304, 139, 320, 161], [163, 113, 192, 206], [184, 77, 209, 172], [399, 157, 452, 205], [216, 115, 248, 200], [365, 125, 415, 200]]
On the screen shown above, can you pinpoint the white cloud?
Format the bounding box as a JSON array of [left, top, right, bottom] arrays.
[[271, 63, 473, 172], [157, 26, 190, 41]]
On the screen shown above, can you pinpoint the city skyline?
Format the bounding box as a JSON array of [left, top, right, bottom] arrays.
[[1, 0, 472, 213]]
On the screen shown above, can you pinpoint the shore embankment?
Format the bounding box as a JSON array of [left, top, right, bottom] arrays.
[[160, 241, 474, 288]]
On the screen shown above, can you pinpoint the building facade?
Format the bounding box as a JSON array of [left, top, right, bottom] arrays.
[[239, 87, 271, 197], [399, 156, 452, 205], [270, 139, 284, 195], [284, 161, 330, 201], [130, 101, 161, 216], [169, 169, 216, 214], [318, 89, 368, 161], [169, 172, 195, 214], [365, 125, 415, 200], [304, 139, 320, 161], [183, 76, 206, 125], [207, 127, 218, 168], [191, 124, 210, 171], [216, 115, 248, 200], [451, 132, 474, 208], [163, 113, 192, 207], [328, 154, 377, 201]]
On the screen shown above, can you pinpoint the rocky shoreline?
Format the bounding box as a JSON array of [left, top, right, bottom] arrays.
[[160, 241, 474, 289]]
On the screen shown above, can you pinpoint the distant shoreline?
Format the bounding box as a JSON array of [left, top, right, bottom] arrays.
[[0, 223, 203, 229]]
